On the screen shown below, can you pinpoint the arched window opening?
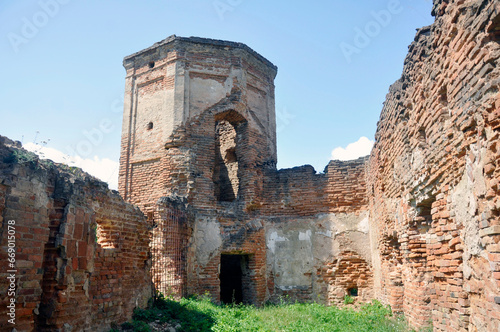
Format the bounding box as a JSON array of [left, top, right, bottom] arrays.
[[214, 120, 239, 202]]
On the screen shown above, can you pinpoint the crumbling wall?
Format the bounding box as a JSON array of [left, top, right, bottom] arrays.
[[151, 196, 189, 298], [320, 250, 373, 305], [261, 158, 367, 216], [0, 136, 151, 331], [265, 210, 371, 304], [187, 214, 267, 304], [259, 158, 371, 303], [182, 151, 371, 305], [118, 36, 373, 307], [151, 92, 372, 306], [367, 0, 500, 330]]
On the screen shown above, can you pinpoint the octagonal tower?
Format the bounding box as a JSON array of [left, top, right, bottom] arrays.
[[119, 35, 277, 212]]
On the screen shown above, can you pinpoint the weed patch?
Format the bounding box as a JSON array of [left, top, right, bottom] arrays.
[[116, 295, 411, 332]]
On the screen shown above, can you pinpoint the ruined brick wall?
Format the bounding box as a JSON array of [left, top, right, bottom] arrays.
[[260, 158, 368, 217], [319, 250, 373, 306], [0, 136, 151, 331], [187, 215, 267, 304], [151, 197, 189, 298], [119, 36, 374, 307], [367, 0, 500, 330], [259, 158, 371, 304], [170, 123, 371, 304]]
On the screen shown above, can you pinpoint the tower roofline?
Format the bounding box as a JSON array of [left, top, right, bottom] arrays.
[[123, 34, 277, 72]]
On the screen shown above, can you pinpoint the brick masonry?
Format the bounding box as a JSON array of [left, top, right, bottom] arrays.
[[118, 35, 372, 307], [1, 0, 499, 329], [0, 136, 151, 331], [118, 3, 500, 327], [367, 0, 500, 330]]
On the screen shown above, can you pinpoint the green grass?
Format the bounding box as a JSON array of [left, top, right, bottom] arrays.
[[120, 294, 412, 332]]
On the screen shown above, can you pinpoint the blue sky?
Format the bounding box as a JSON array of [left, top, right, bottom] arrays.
[[0, 0, 434, 189]]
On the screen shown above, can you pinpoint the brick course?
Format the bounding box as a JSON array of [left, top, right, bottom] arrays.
[[367, 0, 500, 330], [3, 1, 498, 328], [0, 137, 151, 331], [119, 36, 372, 307]]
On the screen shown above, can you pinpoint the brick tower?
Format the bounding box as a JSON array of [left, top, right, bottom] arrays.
[[118, 35, 278, 303], [119, 35, 277, 212], [119, 35, 373, 307]]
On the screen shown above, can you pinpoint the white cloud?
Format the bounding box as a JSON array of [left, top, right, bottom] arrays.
[[24, 142, 119, 190], [331, 136, 374, 161]]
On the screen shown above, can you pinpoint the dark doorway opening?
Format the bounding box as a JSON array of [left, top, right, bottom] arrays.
[[220, 254, 249, 304]]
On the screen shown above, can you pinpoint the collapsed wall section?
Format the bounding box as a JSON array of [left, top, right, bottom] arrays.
[[0, 136, 151, 331], [265, 212, 372, 305], [118, 35, 374, 307], [259, 158, 372, 304], [154, 148, 372, 306], [261, 157, 368, 217], [367, 0, 500, 330]]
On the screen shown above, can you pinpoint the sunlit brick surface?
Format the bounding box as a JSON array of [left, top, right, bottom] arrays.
[[367, 1, 500, 330], [119, 36, 373, 307], [0, 137, 151, 331]]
